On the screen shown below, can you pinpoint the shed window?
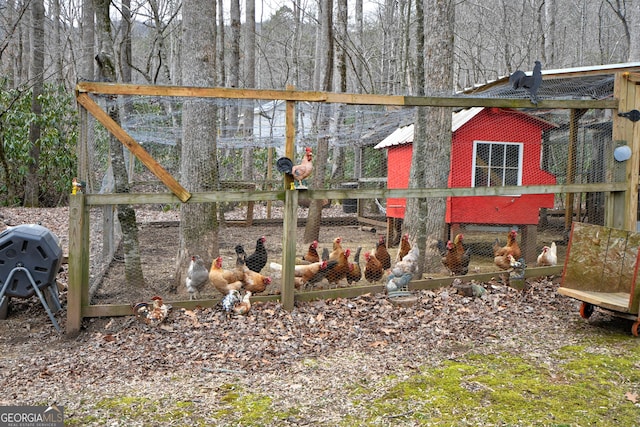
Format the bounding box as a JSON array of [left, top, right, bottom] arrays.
[[472, 141, 523, 187]]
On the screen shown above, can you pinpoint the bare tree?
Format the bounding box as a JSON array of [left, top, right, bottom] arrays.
[[51, 0, 64, 82], [404, 0, 455, 274], [304, 0, 334, 243], [176, 0, 219, 288], [606, 0, 640, 60], [543, 0, 556, 64], [23, 0, 45, 207], [95, 0, 145, 286], [229, 0, 240, 138], [242, 0, 256, 181], [330, 0, 348, 182]]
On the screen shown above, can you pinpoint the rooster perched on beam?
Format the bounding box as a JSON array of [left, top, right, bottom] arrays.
[[277, 147, 313, 189]]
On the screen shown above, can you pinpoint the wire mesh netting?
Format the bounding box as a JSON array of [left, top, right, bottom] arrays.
[[79, 78, 623, 305]]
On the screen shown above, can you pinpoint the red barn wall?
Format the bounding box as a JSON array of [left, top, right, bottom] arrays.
[[386, 144, 412, 218], [386, 108, 556, 225]]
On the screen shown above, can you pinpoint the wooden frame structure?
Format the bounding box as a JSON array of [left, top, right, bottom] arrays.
[[67, 76, 637, 335]]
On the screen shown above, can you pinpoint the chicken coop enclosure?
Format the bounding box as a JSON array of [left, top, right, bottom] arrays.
[[66, 64, 640, 335]]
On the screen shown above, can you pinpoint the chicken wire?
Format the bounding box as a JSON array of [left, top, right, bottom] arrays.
[[79, 86, 622, 304]]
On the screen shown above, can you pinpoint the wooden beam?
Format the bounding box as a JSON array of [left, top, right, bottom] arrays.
[[66, 194, 90, 336], [77, 182, 629, 206], [628, 84, 640, 231], [565, 109, 587, 231], [76, 93, 191, 202], [557, 288, 635, 315], [281, 189, 298, 311], [79, 265, 563, 318], [280, 93, 297, 311], [76, 81, 618, 110], [624, 72, 640, 83], [609, 72, 637, 229]]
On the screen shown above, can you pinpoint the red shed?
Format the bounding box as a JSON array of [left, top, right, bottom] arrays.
[[375, 107, 557, 227]]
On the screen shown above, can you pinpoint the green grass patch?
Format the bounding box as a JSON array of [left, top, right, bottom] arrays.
[[342, 337, 640, 426], [212, 382, 300, 425]]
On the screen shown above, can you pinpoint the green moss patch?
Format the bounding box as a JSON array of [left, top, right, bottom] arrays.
[[343, 339, 640, 426]]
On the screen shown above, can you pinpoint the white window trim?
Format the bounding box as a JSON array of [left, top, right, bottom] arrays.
[[471, 141, 523, 193]]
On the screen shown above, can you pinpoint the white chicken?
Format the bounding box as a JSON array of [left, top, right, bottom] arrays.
[[186, 255, 209, 300], [390, 246, 420, 277], [387, 246, 420, 294], [536, 242, 557, 267]]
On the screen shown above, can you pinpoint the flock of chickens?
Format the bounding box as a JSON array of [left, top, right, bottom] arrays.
[[134, 229, 558, 325], [148, 233, 416, 321], [440, 229, 557, 277]]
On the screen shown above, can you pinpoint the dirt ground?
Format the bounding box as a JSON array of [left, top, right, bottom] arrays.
[[0, 206, 635, 425]]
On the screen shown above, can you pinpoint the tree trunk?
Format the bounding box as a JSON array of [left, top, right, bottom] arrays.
[[176, 0, 218, 291], [95, 0, 145, 286], [242, 0, 256, 181], [543, 0, 556, 64], [217, 0, 225, 87], [330, 0, 347, 182], [304, 0, 333, 243], [23, 0, 44, 207], [78, 0, 94, 190], [51, 0, 64, 83], [628, 1, 640, 60], [120, 0, 132, 84], [404, 0, 454, 275]]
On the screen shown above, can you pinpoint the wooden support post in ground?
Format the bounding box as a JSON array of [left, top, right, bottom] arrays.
[[67, 194, 90, 336], [520, 224, 537, 265], [281, 189, 298, 311], [609, 72, 639, 230], [281, 88, 297, 311]]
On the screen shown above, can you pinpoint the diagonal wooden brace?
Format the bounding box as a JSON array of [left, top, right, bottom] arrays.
[[76, 92, 191, 202]]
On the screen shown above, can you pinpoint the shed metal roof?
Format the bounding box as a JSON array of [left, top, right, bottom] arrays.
[[374, 107, 484, 149], [461, 62, 640, 101]]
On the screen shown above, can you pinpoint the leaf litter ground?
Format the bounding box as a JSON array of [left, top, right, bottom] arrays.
[[1, 207, 639, 425]]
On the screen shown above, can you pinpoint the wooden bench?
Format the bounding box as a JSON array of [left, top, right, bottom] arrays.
[[557, 222, 640, 336]]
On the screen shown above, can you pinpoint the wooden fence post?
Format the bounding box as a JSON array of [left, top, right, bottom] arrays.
[[67, 193, 90, 336], [281, 189, 298, 311]]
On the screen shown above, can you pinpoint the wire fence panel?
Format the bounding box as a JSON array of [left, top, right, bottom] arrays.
[[75, 83, 625, 308]]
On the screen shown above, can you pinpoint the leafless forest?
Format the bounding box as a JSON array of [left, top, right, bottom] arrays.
[[1, 0, 638, 95]]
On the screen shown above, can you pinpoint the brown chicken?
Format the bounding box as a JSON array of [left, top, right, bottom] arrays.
[[493, 230, 522, 270], [302, 240, 320, 263], [495, 253, 522, 270], [326, 247, 350, 286], [329, 236, 344, 261], [209, 256, 243, 295], [232, 291, 252, 315], [364, 251, 384, 283], [375, 235, 391, 270], [298, 260, 338, 288], [241, 265, 272, 294], [493, 230, 522, 263], [276, 147, 313, 188], [441, 239, 470, 276], [269, 259, 337, 289], [397, 233, 411, 262], [346, 247, 362, 285]]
